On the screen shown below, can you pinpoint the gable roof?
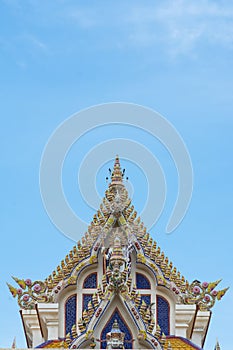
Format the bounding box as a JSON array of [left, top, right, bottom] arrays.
[[7, 156, 228, 349]]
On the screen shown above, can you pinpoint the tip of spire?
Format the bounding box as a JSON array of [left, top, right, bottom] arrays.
[[215, 339, 221, 350], [110, 155, 123, 186]]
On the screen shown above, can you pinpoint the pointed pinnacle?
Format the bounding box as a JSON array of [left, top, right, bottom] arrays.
[[7, 283, 17, 297], [110, 155, 123, 186], [216, 287, 229, 300], [207, 279, 222, 293], [12, 276, 26, 289]]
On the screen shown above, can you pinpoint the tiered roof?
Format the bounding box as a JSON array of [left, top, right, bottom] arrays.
[[8, 156, 228, 349]]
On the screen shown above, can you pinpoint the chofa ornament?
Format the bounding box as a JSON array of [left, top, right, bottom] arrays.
[[184, 279, 229, 311], [7, 276, 52, 309]]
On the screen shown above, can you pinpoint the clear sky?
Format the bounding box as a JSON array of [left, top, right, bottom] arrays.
[[0, 1, 233, 349]]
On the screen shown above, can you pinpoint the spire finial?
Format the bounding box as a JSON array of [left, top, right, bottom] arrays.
[[110, 155, 123, 185], [215, 339, 221, 350]]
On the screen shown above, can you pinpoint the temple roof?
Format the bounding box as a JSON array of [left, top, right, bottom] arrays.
[[7, 156, 228, 349], [8, 156, 228, 310]]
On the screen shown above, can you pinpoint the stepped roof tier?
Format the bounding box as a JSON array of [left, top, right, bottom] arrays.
[[8, 156, 228, 349]]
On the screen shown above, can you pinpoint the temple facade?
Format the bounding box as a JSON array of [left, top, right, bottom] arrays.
[[8, 156, 228, 349]]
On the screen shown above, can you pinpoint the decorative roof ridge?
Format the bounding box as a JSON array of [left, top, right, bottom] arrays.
[[133, 228, 229, 309], [135, 229, 188, 290]]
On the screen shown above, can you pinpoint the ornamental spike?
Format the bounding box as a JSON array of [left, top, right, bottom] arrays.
[[7, 283, 17, 297], [215, 339, 221, 350], [155, 324, 161, 338], [65, 332, 71, 345], [217, 287, 229, 300], [207, 279, 222, 293], [12, 276, 26, 289], [160, 332, 166, 345], [71, 324, 77, 338]]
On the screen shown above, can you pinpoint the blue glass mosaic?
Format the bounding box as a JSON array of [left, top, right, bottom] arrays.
[[101, 309, 132, 349], [157, 296, 169, 335], [65, 295, 77, 335], [141, 294, 151, 306], [83, 294, 93, 311], [83, 273, 97, 288], [136, 273, 151, 289]]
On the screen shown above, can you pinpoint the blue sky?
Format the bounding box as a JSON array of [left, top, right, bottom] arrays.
[[0, 0, 233, 349]]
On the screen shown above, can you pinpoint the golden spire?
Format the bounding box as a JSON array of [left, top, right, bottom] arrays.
[[110, 155, 123, 186]]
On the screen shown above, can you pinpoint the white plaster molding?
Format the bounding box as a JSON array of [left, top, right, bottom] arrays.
[[191, 310, 211, 347], [21, 309, 43, 348], [175, 304, 196, 338]]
